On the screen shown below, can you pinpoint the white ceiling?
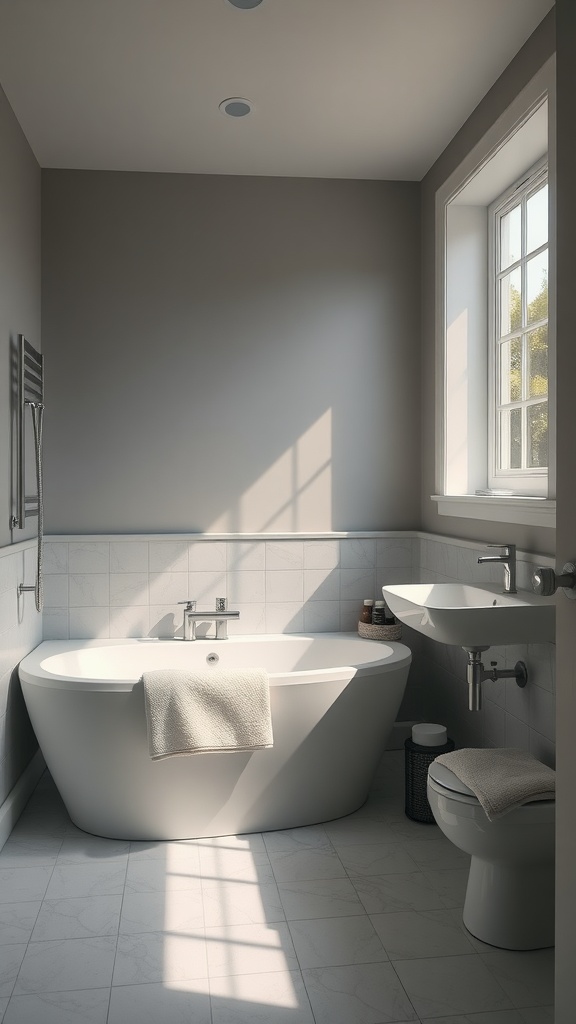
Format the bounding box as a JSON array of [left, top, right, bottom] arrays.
[[0, 0, 554, 180]]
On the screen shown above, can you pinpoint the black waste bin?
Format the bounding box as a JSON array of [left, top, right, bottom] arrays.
[[404, 732, 455, 823]]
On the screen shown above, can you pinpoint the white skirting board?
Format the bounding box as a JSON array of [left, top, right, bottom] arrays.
[[0, 749, 46, 851]]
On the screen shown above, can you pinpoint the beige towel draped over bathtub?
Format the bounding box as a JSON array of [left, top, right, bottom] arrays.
[[142, 668, 273, 760]]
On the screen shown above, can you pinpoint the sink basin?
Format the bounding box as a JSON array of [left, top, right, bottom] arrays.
[[382, 583, 555, 647]]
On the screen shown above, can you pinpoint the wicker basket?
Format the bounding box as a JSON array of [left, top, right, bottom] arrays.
[[404, 736, 455, 823], [357, 620, 402, 641]]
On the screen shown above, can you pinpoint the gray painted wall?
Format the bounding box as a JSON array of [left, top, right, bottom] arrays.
[[553, 1, 576, 1016], [42, 172, 421, 535], [0, 84, 42, 804], [419, 10, 555, 554], [0, 85, 41, 548]]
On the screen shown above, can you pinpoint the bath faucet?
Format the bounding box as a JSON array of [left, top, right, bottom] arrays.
[[477, 543, 517, 594], [178, 599, 240, 641]]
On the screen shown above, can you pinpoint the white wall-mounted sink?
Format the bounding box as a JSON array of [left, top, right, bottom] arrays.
[[382, 583, 555, 648]]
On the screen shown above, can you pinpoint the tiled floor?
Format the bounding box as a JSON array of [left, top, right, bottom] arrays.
[[0, 752, 554, 1023]]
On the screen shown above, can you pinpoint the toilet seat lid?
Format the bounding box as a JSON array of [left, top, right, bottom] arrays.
[[428, 761, 476, 797]]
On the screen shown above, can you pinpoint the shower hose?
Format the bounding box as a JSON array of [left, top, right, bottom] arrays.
[[30, 402, 44, 613]]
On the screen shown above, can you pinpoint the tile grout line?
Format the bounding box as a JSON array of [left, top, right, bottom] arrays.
[[105, 852, 129, 1024], [5, 823, 64, 1005]]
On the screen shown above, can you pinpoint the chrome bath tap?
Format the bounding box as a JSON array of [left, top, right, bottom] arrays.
[[477, 543, 517, 594], [179, 599, 240, 640]]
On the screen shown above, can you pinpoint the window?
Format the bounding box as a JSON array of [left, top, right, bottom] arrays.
[[490, 162, 548, 494], [432, 58, 555, 529]]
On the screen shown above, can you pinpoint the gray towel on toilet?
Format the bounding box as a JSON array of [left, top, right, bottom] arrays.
[[433, 747, 555, 820]]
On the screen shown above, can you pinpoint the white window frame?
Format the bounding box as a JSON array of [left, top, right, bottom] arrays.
[[431, 57, 556, 530], [488, 159, 549, 495]]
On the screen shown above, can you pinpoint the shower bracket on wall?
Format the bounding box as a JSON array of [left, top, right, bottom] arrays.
[[10, 480, 42, 529]]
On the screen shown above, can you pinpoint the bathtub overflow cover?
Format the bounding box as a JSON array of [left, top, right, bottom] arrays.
[[206, 653, 219, 665]]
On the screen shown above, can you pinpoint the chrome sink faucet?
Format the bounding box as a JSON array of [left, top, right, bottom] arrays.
[[178, 599, 240, 640], [477, 543, 517, 594]]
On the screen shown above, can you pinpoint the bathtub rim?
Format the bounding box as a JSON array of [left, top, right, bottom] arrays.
[[19, 633, 412, 692]]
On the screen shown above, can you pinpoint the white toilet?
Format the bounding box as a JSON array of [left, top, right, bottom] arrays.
[[427, 760, 555, 950]]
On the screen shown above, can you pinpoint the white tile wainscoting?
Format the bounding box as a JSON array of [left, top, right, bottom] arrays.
[[38, 530, 557, 765], [0, 541, 42, 809], [0, 540, 44, 850], [41, 534, 417, 641]]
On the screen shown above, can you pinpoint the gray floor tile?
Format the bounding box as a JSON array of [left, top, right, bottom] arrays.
[[269, 846, 346, 883], [0, 903, 41, 945], [352, 871, 454, 914], [126, 857, 201, 894], [288, 914, 389, 969], [419, 1010, 529, 1024], [13, 936, 117, 995], [263, 826, 333, 854], [56, 834, 130, 863], [370, 908, 478, 960], [202, 879, 285, 927], [422, 867, 470, 907], [302, 961, 417, 1024], [278, 877, 365, 921], [480, 949, 555, 1008], [205, 921, 298, 977], [519, 1007, 555, 1023], [30, 895, 122, 941], [3, 988, 110, 1024], [337, 842, 419, 877], [0, 867, 53, 904], [402, 838, 470, 871], [113, 930, 208, 986], [119, 888, 204, 935], [0, 945, 27, 1000], [108, 981, 211, 1024], [0, 837, 63, 869], [325, 819, 406, 847], [45, 862, 126, 899], [209, 969, 314, 1024], [393, 954, 514, 1018]]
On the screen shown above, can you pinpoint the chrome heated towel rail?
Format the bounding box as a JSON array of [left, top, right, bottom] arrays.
[[11, 335, 44, 612]]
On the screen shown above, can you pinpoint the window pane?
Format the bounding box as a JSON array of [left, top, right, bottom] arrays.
[[528, 326, 548, 398], [527, 184, 548, 253], [528, 401, 548, 467], [500, 267, 522, 336], [527, 250, 548, 324], [500, 203, 521, 271], [500, 337, 522, 403], [500, 407, 522, 470]]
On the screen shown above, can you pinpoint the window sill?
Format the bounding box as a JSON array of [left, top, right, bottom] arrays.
[[431, 494, 556, 529]]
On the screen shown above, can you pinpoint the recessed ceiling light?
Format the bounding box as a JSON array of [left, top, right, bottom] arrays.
[[219, 97, 252, 117], [226, 0, 264, 8]]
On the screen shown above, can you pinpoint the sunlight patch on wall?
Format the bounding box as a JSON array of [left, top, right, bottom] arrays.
[[208, 410, 332, 533]]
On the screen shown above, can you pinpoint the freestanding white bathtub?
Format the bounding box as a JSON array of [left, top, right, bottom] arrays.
[[19, 634, 411, 840]]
